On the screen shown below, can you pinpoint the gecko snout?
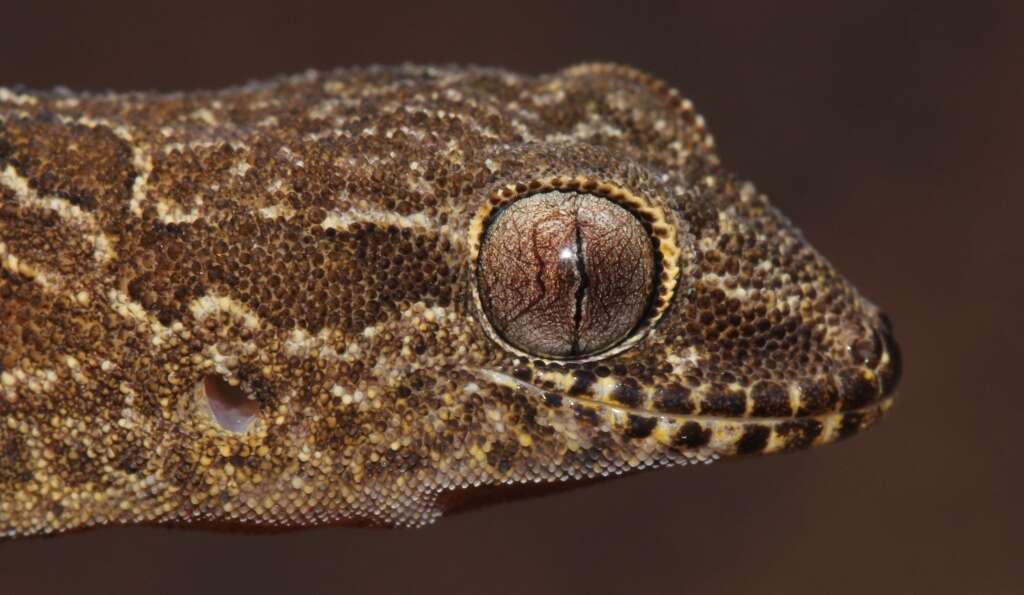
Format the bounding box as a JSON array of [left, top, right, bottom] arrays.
[[801, 311, 902, 448], [869, 313, 902, 399], [842, 311, 902, 401]]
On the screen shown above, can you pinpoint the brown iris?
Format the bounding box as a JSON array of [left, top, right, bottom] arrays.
[[477, 191, 655, 358]]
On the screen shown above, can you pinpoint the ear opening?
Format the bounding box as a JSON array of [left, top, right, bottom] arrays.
[[201, 373, 259, 433]]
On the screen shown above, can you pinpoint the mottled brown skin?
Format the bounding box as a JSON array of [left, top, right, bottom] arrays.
[[0, 64, 901, 539]]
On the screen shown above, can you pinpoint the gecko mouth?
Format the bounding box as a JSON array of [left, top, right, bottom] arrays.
[[471, 318, 901, 456], [474, 364, 895, 456]]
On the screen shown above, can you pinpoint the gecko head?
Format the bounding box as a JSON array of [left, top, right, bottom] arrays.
[[460, 65, 901, 473], [465, 174, 901, 467], [0, 63, 902, 533]]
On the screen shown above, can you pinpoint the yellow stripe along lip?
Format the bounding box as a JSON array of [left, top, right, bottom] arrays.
[[473, 367, 894, 457]]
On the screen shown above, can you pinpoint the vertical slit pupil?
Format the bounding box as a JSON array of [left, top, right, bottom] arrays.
[[571, 221, 588, 355]]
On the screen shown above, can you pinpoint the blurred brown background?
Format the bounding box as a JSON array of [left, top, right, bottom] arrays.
[[1, 2, 1020, 594]]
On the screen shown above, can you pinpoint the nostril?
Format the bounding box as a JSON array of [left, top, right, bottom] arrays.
[[875, 313, 903, 392], [879, 312, 895, 335], [849, 328, 883, 368], [202, 373, 259, 433]]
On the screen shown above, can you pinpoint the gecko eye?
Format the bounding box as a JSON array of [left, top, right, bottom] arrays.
[[477, 191, 655, 358]]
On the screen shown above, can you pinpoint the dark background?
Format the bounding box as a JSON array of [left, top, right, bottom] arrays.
[[1, 2, 1020, 594]]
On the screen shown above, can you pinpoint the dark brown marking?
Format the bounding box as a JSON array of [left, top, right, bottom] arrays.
[[0, 115, 134, 211], [673, 421, 711, 448], [797, 380, 840, 416], [512, 367, 533, 382], [736, 424, 771, 454], [543, 392, 563, 407], [0, 434, 30, 486], [573, 404, 600, 424], [702, 390, 746, 416], [654, 383, 694, 414], [837, 368, 879, 411], [624, 414, 657, 439], [568, 370, 596, 396], [776, 419, 823, 450], [751, 381, 792, 417], [838, 412, 866, 438], [611, 379, 643, 407]]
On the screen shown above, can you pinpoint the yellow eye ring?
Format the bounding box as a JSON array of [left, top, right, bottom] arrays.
[[468, 176, 684, 362]]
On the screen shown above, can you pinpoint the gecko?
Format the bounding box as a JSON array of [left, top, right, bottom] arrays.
[[0, 64, 901, 539]]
